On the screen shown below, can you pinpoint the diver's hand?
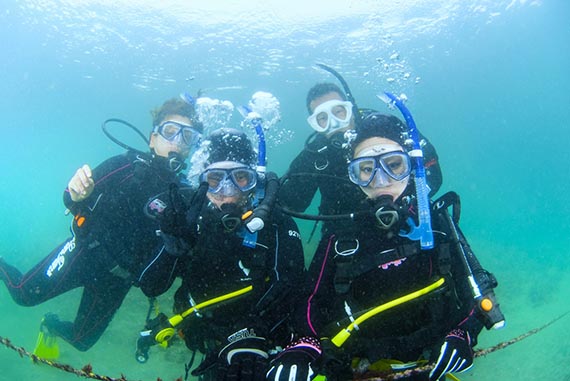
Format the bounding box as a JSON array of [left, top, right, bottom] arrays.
[[158, 184, 194, 238], [267, 337, 321, 381], [68, 164, 94, 202], [217, 333, 269, 381], [429, 328, 474, 380]]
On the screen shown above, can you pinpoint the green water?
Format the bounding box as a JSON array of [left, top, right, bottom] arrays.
[[1, 1, 569, 380]]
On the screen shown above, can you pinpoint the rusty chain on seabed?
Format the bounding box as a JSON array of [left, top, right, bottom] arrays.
[[1, 311, 568, 381], [0, 335, 175, 381]]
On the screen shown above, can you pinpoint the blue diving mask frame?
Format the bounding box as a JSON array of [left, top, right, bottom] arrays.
[[201, 167, 258, 196], [153, 120, 202, 147], [348, 151, 412, 188]]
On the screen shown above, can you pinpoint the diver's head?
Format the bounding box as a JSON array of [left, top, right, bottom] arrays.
[[348, 113, 412, 201], [201, 128, 257, 210], [306, 83, 355, 139], [149, 97, 203, 160]]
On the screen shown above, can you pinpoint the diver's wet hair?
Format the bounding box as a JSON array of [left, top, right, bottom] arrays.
[[151, 98, 203, 133], [351, 113, 409, 154], [206, 128, 256, 166], [306, 82, 347, 114]]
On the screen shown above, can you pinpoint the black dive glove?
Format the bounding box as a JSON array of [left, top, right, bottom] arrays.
[[217, 329, 269, 381], [266, 337, 322, 381], [429, 328, 474, 381]]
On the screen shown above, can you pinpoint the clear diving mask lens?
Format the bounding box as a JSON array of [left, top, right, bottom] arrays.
[[307, 100, 353, 134], [201, 167, 257, 195], [348, 151, 411, 187], [154, 121, 201, 147]]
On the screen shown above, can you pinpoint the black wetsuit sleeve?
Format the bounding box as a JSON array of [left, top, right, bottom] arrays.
[[63, 154, 132, 215], [278, 149, 319, 212], [255, 212, 305, 318], [274, 213, 305, 287], [138, 251, 180, 298]]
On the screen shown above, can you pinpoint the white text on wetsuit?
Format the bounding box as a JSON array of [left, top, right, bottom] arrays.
[[46, 238, 75, 277]]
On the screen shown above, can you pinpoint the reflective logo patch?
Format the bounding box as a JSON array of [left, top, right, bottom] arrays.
[[46, 238, 75, 277]]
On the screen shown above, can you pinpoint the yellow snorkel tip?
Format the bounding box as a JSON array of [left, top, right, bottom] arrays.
[[331, 329, 351, 347]]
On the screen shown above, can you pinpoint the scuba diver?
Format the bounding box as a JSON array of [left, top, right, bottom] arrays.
[[141, 128, 305, 381], [267, 111, 504, 381], [0, 97, 202, 353], [277, 66, 442, 239]]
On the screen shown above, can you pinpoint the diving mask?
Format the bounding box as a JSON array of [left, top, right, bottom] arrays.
[[307, 100, 353, 134], [154, 120, 201, 147], [201, 167, 257, 196], [348, 151, 411, 188]]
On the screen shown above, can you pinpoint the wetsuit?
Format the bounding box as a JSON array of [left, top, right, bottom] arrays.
[[165, 201, 305, 379], [278, 130, 442, 236], [0, 151, 182, 351], [297, 197, 490, 380]]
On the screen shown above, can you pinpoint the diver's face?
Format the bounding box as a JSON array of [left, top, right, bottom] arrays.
[[149, 114, 193, 158], [353, 137, 410, 201], [204, 161, 253, 210], [309, 91, 355, 136]]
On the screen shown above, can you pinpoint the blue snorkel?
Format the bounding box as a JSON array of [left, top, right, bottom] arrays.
[[379, 92, 434, 250], [237, 105, 267, 176], [180, 92, 196, 106], [249, 113, 267, 176], [236, 104, 271, 240]]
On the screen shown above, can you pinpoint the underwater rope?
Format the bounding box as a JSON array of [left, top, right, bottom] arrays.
[[1, 311, 567, 381], [354, 310, 569, 381], [0, 335, 136, 381]]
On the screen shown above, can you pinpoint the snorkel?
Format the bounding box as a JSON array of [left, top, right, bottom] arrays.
[[378, 92, 434, 249], [102, 118, 150, 151], [315, 62, 362, 129], [252, 116, 267, 175], [180, 92, 195, 106], [238, 105, 267, 176], [237, 100, 271, 235], [102, 118, 186, 172]]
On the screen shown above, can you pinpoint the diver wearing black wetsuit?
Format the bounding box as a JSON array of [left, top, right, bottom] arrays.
[[278, 82, 442, 237], [297, 203, 487, 380], [149, 128, 305, 381], [0, 98, 201, 351], [172, 202, 304, 377], [0, 152, 185, 351], [268, 113, 503, 381]]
